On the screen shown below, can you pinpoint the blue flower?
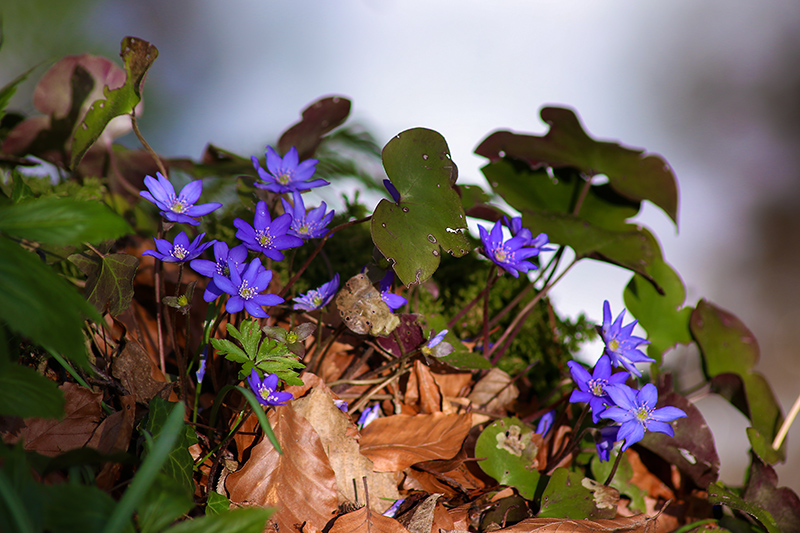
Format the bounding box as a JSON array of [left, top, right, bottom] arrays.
[[567, 355, 631, 423], [196, 346, 209, 385], [358, 404, 381, 428], [212, 257, 284, 318], [383, 498, 405, 518], [247, 370, 293, 407], [280, 191, 334, 240], [252, 146, 328, 194], [292, 273, 340, 311], [379, 271, 407, 311], [599, 301, 655, 377], [421, 329, 454, 357], [595, 426, 620, 462], [383, 179, 400, 203], [479, 219, 549, 278], [139, 172, 222, 226], [333, 399, 349, 413], [142, 231, 215, 263], [190, 242, 249, 302], [536, 410, 555, 437], [234, 201, 304, 261], [601, 383, 687, 451]]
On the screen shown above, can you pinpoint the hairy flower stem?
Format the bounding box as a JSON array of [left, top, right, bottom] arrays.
[[604, 448, 625, 486], [482, 267, 498, 360], [154, 222, 167, 374], [131, 109, 168, 178], [277, 215, 370, 299], [546, 403, 590, 474]]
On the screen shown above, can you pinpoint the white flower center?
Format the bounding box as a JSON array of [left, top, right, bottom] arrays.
[[239, 281, 256, 300], [257, 231, 273, 248], [173, 245, 188, 260], [169, 197, 188, 213]]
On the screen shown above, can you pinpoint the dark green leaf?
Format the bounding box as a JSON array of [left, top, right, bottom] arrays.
[[0, 361, 64, 419], [0, 238, 99, 368], [747, 427, 784, 465], [10, 172, 34, 204], [0, 63, 39, 124], [709, 482, 781, 533], [43, 484, 131, 533], [205, 492, 231, 515], [590, 453, 646, 513], [137, 474, 194, 533], [211, 338, 249, 364], [164, 507, 273, 533], [144, 398, 197, 496], [372, 128, 471, 286], [691, 300, 783, 454], [743, 459, 800, 533], [69, 252, 138, 316], [538, 467, 617, 519], [475, 106, 678, 225], [0, 197, 132, 246], [474, 417, 541, 499], [71, 37, 158, 169], [624, 258, 693, 363]]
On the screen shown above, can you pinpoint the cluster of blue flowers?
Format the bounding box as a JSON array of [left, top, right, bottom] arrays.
[[478, 216, 553, 278], [568, 301, 686, 460]]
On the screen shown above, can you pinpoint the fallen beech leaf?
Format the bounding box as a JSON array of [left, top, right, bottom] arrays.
[[403, 448, 485, 496], [360, 412, 472, 472], [292, 387, 399, 512], [404, 360, 444, 414], [479, 513, 656, 532], [112, 339, 171, 404], [468, 367, 518, 413], [9, 383, 102, 456], [226, 403, 338, 531], [326, 504, 411, 533], [396, 493, 442, 533]]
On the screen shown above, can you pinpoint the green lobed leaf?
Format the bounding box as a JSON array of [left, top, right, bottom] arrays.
[[0, 197, 132, 246], [474, 417, 541, 499], [372, 128, 471, 286], [164, 507, 273, 533], [624, 258, 693, 364], [211, 338, 249, 364], [69, 252, 139, 316], [144, 398, 198, 497], [136, 474, 194, 533], [43, 483, 132, 533], [0, 63, 39, 125], [690, 300, 783, 454], [0, 361, 65, 419], [538, 467, 617, 519], [708, 482, 781, 533], [70, 37, 158, 169], [0, 237, 99, 368], [205, 492, 231, 515], [475, 106, 678, 225]]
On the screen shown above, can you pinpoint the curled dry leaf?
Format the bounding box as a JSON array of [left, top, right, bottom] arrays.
[[292, 386, 399, 512], [112, 339, 172, 404], [226, 403, 338, 532], [326, 504, 411, 533], [6, 382, 103, 456], [468, 367, 519, 415], [404, 360, 444, 414], [359, 412, 472, 472]]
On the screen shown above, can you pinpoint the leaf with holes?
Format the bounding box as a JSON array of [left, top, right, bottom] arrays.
[[372, 128, 471, 286]]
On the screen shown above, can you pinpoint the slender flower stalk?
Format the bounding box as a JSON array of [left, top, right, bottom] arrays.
[[139, 173, 222, 226]]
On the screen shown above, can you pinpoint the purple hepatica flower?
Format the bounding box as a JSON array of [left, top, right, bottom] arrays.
[[333, 399, 349, 413], [252, 146, 328, 194], [292, 273, 340, 311], [595, 426, 620, 462], [280, 191, 334, 240], [479, 219, 549, 278], [601, 383, 687, 451], [536, 410, 555, 437], [190, 242, 249, 302], [247, 370, 293, 407], [143, 231, 215, 263], [567, 354, 631, 423], [383, 179, 400, 203], [383, 498, 405, 518], [139, 172, 222, 227], [234, 200, 304, 261], [212, 257, 284, 318], [421, 329, 454, 358], [196, 346, 208, 385], [379, 271, 407, 311], [599, 300, 655, 377], [358, 404, 381, 429]]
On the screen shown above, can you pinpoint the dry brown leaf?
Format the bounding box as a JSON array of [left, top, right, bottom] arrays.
[[292, 387, 399, 512], [395, 493, 445, 533], [434, 371, 474, 399], [480, 514, 657, 532], [467, 367, 519, 413], [8, 383, 103, 456], [359, 412, 472, 472], [626, 449, 675, 501], [404, 360, 444, 414], [112, 339, 172, 404], [226, 403, 338, 531], [326, 505, 412, 533], [403, 448, 485, 496], [88, 394, 136, 490]]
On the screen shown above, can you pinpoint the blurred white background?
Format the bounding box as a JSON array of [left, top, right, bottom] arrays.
[[3, 0, 799, 490]]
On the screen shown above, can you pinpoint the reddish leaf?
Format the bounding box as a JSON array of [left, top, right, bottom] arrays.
[[744, 459, 800, 533], [226, 403, 338, 532], [359, 412, 472, 472], [326, 505, 411, 533], [278, 95, 351, 160]]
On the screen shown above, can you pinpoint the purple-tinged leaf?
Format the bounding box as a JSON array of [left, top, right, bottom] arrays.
[[278, 95, 351, 160], [744, 459, 800, 533]]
